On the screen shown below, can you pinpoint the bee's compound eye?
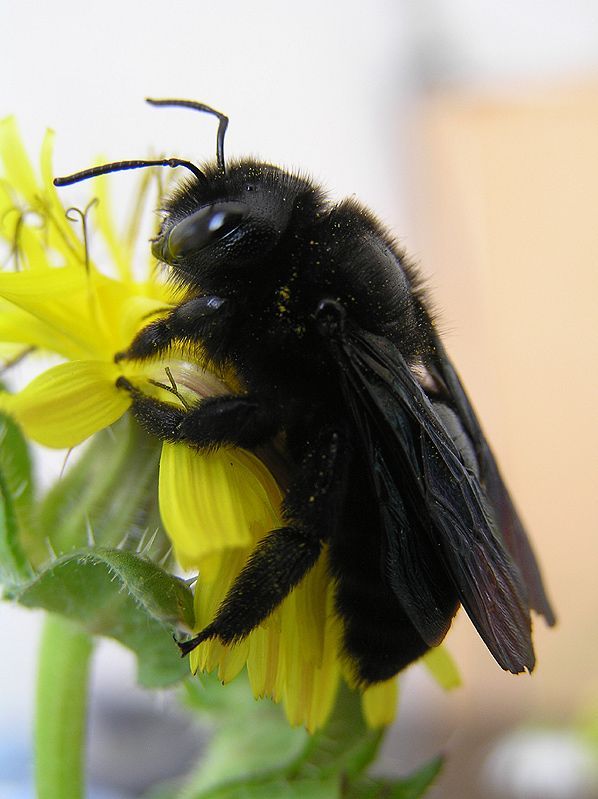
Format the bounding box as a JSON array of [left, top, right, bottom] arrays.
[[167, 202, 248, 259], [208, 210, 233, 234]]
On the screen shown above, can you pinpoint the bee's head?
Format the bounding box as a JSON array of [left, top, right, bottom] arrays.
[[53, 98, 326, 300], [153, 160, 325, 296]]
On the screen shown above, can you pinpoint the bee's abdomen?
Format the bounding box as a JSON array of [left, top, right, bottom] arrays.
[[330, 465, 432, 684], [332, 555, 431, 684]]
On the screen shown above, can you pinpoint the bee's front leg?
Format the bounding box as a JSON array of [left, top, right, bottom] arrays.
[[115, 295, 231, 362], [116, 377, 280, 450]]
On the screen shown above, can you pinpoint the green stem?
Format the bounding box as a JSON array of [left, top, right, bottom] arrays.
[[35, 614, 94, 799]]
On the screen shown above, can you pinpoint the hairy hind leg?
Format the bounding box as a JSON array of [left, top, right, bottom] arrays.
[[179, 428, 349, 654]]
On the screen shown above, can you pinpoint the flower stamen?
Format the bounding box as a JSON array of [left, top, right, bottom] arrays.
[[65, 197, 99, 274], [148, 366, 191, 410]]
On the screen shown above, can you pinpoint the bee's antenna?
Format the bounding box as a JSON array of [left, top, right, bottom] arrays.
[[146, 98, 229, 174], [53, 158, 207, 188]]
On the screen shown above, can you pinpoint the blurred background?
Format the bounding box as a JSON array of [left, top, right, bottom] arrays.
[[1, 1, 597, 797]]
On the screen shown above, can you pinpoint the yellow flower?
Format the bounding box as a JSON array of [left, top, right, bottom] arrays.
[[0, 118, 458, 732]]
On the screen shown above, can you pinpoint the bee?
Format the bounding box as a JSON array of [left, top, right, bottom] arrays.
[[55, 98, 555, 684]]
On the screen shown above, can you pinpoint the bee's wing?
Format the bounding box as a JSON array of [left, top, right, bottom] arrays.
[[342, 359, 460, 648], [426, 336, 556, 626], [331, 326, 537, 673]]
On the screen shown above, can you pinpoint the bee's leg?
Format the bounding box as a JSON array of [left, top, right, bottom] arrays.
[[114, 295, 231, 362], [116, 378, 280, 449], [178, 429, 348, 654]]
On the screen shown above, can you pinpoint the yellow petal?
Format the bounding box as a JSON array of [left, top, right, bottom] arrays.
[[0, 117, 38, 201], [216, 640, 250, 684], [0, 120, 82, 270], [304, 665, 340, 733], [189, 549, 249, 679], [193, 549, 249, 630], [0, 342, 26, 361], [0, 267, 97, 353], [159, 445, 283, 574], [247, 623, 283, 701], [280, 633, 315, 728], [0, 177, 15, 221], [39, 128, 90, 267], [0, 267, 147, 359], [0, 302, 92, 360], [422, 645, 461, 690], [0, 192, 49, 272], [94, 172, 133, 282], [0, 264, 87, 299], [300, 598, 342, 732], [361, 677, 399, 728], [280, 548, 329, 669], [0, 360, 129, 447], [109, 290, 176, 354], [279, 578, 341, 732]]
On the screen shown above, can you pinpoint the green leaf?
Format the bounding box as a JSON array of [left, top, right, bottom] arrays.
[[146, 663, 442, 799], [394, 757, 443, 799], [168, 676, 385, 799], [181, 675, 310, 795], [144, 775, 339, 799], [294, 681, 384, 780], [156, 679, 440, 799], [10, 546, 194, 687], [346, 757, 443, 799], [186, 774, 340, 799], [146, 693, 441, 799]]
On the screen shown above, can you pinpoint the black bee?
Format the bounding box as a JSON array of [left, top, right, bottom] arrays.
[[55, 99, 555, 684]]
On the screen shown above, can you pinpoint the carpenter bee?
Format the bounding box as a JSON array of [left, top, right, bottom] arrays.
[[55, 98, 555, 684]]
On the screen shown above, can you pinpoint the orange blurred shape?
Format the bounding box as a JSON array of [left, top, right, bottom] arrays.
[[407, 82, 598, 715]]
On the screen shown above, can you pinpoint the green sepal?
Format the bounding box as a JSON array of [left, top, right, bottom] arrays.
[[0, 406, 35, 518], [9, 546, 194, 687], [34, 417, 166, 561], [0, 410, 35, 585], [0, 468, 33, 584]]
